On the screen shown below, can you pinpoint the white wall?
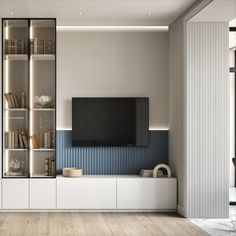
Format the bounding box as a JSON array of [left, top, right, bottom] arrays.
[[186, 22, 229, 218], [57, 30, 168, 130]]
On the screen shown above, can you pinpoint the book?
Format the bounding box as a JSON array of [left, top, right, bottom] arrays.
[[19, 133, 24, 149], [44, 132, 48, 148], [11, 131, 15, 149], [47, 131, 51, 148], [7, 171, 23, 176], [139, 169, 153, 177], [44, 159, 49, 176], [4, 93, 13, 108], [14, 130, 18, 149], [9, 93, 16, 108], [22, 132, 28, 149], [51, 159, 55, 176], [21, 92, 26, 108], [12, 93, 20, 108], [32, 134, 39, 149], [4, 132, 8, 148], [48, 159, 52, 176], [51, 131, 55, 148], [8, 131, 11, 149]]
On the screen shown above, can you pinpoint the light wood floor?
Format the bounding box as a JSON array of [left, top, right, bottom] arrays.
[[0, 212, 209, 236]]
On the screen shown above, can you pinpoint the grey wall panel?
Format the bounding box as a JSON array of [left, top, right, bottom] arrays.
[[56, 130, 168, 175]]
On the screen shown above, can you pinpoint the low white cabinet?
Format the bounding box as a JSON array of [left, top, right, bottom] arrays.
[[117, 177, 177, 210], [30, 179, 56, 209], [57, 176, 117, 209], [1, 176, 177, 211], [2, 179, 29, 209]]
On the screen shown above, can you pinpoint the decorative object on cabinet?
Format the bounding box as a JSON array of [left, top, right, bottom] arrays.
[[7, 158, 24, 176], [62, 168, 83, 177], [153, 164, 172, 178], [139, 169, 153, 177], [2, 18, 56, 178]]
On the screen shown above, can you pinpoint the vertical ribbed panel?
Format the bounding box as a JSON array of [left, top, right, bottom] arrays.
[[56, 130, 168, 175], [187, 22, 229, 218]]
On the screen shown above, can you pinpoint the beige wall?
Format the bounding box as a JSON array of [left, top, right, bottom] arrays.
[[168, 17, 186, 215], [57, 30, 168, 130]]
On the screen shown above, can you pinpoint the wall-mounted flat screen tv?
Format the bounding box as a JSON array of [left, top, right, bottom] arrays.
[[72, 97, 149, 146]]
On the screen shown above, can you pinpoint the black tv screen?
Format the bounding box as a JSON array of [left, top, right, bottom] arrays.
[[72, 97, 149, 146]]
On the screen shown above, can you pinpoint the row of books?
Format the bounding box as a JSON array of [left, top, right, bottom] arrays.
[[44, 159, 55, 176], [139, 169, 153, 177], [5, 130, 28, 149], [31, 131, 55, 149], [4, 39, 26, 54], [30, 38, 55, 54], [4, 92, 27, 109]]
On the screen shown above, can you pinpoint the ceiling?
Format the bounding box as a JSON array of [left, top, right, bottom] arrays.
[[0, 0, 197, 26], [190, 0, 236, 22]]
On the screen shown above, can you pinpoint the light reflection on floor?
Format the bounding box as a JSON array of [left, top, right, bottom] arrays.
[[191, 188, 236, 236]]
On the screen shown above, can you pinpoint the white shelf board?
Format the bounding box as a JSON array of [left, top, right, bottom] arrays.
[[4, 149, 28, 151], [31, 54, 55, 61], [31, 174, 55, 178], [31, 149, 55, 151], [4, 54, 28, 61], [4, 108, 28, 111], [31, 108, 55, 111], [4, 175, 28, 178]]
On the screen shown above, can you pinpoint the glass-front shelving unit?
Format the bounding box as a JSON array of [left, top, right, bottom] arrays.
[[2, 19, 56, 178]]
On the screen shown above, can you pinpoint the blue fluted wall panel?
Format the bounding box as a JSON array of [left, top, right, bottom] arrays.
[[56, 130, 168, 175]]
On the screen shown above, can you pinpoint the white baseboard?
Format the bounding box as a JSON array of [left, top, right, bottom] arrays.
[[0, 209, 177, 213]]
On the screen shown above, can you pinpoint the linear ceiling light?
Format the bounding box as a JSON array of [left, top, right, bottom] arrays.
[[57, 26, 168, 32]]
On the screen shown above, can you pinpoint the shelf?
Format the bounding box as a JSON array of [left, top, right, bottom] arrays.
[[31, 149, 55, 151], [2, 18, 56, 179], [4, 108, 28, 112], [31, 174, 55, 178], [31, 108, 55, 111], [31, 54, 55, 61], [4, 175, 28, 178], [4, 149, 28, 151], [4, 54, 28, 61]]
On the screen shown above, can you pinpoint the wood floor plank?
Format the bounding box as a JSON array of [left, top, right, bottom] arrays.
[[0, 212, 208, 236]]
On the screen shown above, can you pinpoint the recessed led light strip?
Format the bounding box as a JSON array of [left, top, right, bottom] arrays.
[[29, 24, 33, 176], [57, 127, 169, 131], [5, 23, 9, 174], [57, 26, 168, 32]]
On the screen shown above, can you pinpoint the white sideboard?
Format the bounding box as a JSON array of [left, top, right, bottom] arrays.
[[0, 176, 177, 211]]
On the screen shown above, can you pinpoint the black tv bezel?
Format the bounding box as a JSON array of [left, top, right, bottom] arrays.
[[72, 97, 149, 147]]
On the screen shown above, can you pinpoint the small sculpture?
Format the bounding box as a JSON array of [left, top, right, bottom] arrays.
[[9, 159, 24, 172], [153, 164, 172, 178], [34, 95, 53, 108]]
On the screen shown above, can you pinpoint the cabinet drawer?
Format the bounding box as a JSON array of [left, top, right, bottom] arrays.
[[57, 177, 116, 209], [30, 179, 56, 209], [117, 178, 177, 210], [2, 179, 29, 209]]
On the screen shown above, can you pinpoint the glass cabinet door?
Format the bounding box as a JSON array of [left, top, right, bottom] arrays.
[[29, 19, 56, 177], [2, 19, 29, 177]]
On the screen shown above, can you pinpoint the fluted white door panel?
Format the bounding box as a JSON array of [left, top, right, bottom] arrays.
[[186, 22, 229, 218]]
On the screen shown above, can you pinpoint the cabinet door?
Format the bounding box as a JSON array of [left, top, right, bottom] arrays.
[[57, 177, 116, 209], [117, 178, 177, 210], [30, 179, 56, 209], [2, 179, 29, 209]]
